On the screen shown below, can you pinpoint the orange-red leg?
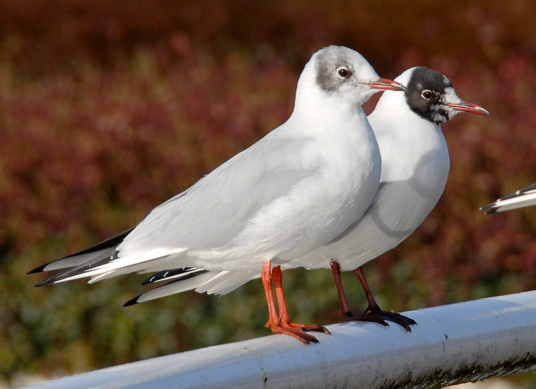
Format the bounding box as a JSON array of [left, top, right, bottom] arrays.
[[272, 266, 329, 336], [261, 260, 280, 329], [261, 261, 325, 344]]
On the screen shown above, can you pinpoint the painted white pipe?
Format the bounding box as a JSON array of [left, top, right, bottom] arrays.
[[28, 291, 536, 389]]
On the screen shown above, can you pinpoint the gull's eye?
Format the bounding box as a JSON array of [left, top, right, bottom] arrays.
[[421, 90, 434, 99], [337, 67, 351, 78]]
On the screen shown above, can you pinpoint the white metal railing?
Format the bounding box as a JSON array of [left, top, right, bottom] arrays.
[[27, 291, 536, 389]]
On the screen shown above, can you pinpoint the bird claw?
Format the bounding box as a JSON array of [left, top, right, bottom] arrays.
[[285, 321, 330, 335], [367, 308, 416, 332], [266, 320, 329, 344], [342, 311, 390, 327], [270, 323, 321, 344], [342, 308, 416, 332], [369, 309, 416, 332]]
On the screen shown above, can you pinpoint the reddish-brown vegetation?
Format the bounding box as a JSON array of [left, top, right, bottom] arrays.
[[1, 0, 536, 385]]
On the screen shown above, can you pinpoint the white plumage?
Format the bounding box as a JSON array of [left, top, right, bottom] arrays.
[[31, 46, 405, 343], [284, 67, 489, 328]]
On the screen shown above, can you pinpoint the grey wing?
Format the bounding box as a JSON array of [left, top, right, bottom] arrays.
[[117, 136, 320, 257], [28, 229, 133, 274]]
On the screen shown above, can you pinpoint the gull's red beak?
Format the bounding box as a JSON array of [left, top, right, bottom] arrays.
[[445, 101, 490, 116], [365, 78, 406, 92]]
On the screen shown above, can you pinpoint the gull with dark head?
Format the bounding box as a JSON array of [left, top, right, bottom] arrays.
[[287, 66, 489, 329], [29, 46, 405, 344]]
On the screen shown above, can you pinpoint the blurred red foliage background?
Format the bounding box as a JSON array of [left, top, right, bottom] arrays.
[[2, 0, 536, 386]]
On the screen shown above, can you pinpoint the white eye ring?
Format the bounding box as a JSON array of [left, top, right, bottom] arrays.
[[421, 90, 434, 99]]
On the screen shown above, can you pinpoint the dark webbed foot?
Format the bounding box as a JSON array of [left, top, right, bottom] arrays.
[[330, 262, 416, 332], [342, 307, 416, 331], [341, 311, 389, 327], [361, 305, 416, 332]]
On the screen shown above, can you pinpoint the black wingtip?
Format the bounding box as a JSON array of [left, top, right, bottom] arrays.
[[142, 268, 181, 285], [34, 278, 54, 287], [28, 228, 133, 277], [141, 274, 158, 286], [33, 269, 73, 287], [27, 264, 49, 275], [480, 203, 496, 214], [142, 269, 173, 285], [123, 295, 141, 307], [141, 267, 201, 286]]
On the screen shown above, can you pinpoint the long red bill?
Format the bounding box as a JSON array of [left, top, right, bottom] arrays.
[[445, 101, 490, 116], [365, 78, 406, 92]]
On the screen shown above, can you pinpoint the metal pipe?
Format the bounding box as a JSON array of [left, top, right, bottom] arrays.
[[28, 291, 536, 388]]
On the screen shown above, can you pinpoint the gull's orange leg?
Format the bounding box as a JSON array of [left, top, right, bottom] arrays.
[[272, 265, 329, 337], [261, 260, 279, 329], [261, 261, 321, 344]]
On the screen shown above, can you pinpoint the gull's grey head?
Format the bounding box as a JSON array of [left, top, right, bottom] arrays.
[[294, 46, 405, 111], [316, 46, 378, 89], [400, 67, 490, 124], [310, 46, 382, 105]]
